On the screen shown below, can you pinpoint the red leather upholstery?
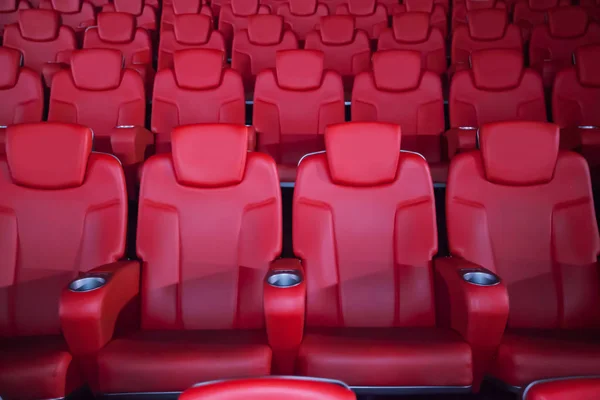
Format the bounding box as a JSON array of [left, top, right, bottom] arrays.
[[219, 0, 270, 53], [451, 0, 506, 33], [3, 9, 76, 75], [0, 122, 127, 400], [446, 121, 600, 387], [93, 124, 281, 394], [152, 49, 245, 153], [513, 0, 571, 41], [180, 378, 356, 400], [39, 0, 95, 35], [530, 6, 600, 88], [378, 13, 446, 75], [524, 377, 600, 400], [352, 50, 447, 182], [161, 0, 213, 33], [102, 0, 157, 32], [334, 0, 388, 39], [157, 13, 226, 70], [304, 15, 371, 90], [276, 0, 329, 41], [391, 0, 448, 38], [232, 14, 298, 91], [253, 49, 345, 182], [0, 0, 29, 39]]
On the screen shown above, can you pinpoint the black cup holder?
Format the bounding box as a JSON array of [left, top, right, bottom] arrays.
[[266, 270, 303, 288], [69, 276, 107, 292], [460, 269, 500, 286]]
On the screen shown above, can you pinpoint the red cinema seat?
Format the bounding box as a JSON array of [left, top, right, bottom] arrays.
[[446, 49, 546, 158], [446, 121, 600, 388], [524, 377, 600, 400], [180, 378, 356, 400], [352, 50, 446, 182], [378, 13, 447, 76], [48, 49, 153, 195], [451, 0, 506, 33], [513, 0, 571, 41], [157, 13, 226, 70], [219, 0, 270, 54], [0, 0, 29, 40], [387, 0, 449, 14], [232, 14, 298, 91], [530, 6, 600, 89], [61, 124, 282, 395], [152, 49, 245, 153], [276, 0, 329, 41], [102, 0, 157, 33], [334, 0, 388, 39], [0, 47, 43, 154], [253, 50, 345, 182], [160, 0, 213, 33], [0, 122, 128, 400], [39, 0, 95, 37], [83, 12, 154, 97], [304, 15, 371, 91], [450, 9, 522, 76], [293, 122, 507, 391], [391, 0, 448, 38]]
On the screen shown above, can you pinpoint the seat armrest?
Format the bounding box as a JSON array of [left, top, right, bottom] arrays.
[[60, 260, 140, 356], [444, 127, 478, 159], [109, 126, 155, 166], [247, 125, 256, 151], [0, 126, 6, 155], [434, 256, 509, 392]]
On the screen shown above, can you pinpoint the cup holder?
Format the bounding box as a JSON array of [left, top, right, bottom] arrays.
[[460, 269, 500, 286], [69, 276, 107, 292], [266, 270, 303, 288]]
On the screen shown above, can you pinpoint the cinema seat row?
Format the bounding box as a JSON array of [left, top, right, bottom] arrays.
[[1, 120, 600, 400]]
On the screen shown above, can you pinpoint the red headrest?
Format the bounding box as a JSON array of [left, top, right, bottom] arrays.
[[471, 49, 523, 90], [0, 0, 17, 12], [466, 0, 497, 10], [467, 9, 508, 40], [528, 0, 558, 11], [320, 15, 355, 44], [173, 49, 224, 90], [231, 0, 259, 16], [548, 7, 588, 39], [480, 121, 559, 186], [174, 14, 211, 44], [7, 123, 92, 190], [173, 0, 203, 14], [347, 0, 376, 15], [290, 0, 317, 15], [276, 50, 324, 90], [247, 15, 283, 45], [392, 13, 430, 43], [172, 124, 249, 188], [326, 122, 401, 186], [373, 50, 422, 91], [19, 9, 60, 41], [71, 49, 123, 91], [0, 47, 21, 90], [51, 0, 81, 13], [405, 0, 434, 13], [113, 0, 143, 15], [576, 44, 600, 87], [98, 12, 135, 43]]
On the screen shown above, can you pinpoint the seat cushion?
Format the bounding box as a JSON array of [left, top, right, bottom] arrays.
[[491, 329, 600, 387], [297, 328, 473, 386], [97, 330, 272, 393], [0, 336, 82, 400]]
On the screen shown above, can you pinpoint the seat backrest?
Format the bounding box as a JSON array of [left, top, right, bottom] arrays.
[[48, 49, 146, 148], [392, 0, 448, 37], [334, 0, 388, 38], [160, 0, 213, 33], [451, 0, 505, 33], [513, 0, 571, 40], [0, 47, 43, 129], [378, 13, 446, 75], [158, 13, 226, 70], [524, 378, 600, 400], [304, 15, 370, 86], [552, 44, 600, 127], [219, 0, 270, 51], [451, 9, 523, 67], [447, 121, 600, 329], [4, 9, 77, 73], [232, 14, 298, 89], [137, 124, 281, 330], [352, 50, 445, 162], [102, 0, 157, 31], [294, 122, 438, 328], [0, 0, 29, 38], [253, 50, 345, 165], [276, 0, 329, 40], [449, 49, 546, 128], [83, 12, 152, 67], [0, 122, 127, 337], [152, 49, 245, 152], [39, 0, 95, 34]]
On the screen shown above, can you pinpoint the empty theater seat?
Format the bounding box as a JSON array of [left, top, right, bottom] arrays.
[[60, 124, 282, 395], [451, 0, 506, 33], [219, 0, 270, 53], [446, 49, 546, 158], [0, 122, 128, 400], [157, 13, 226, 71], [524, 377, 600, 400], [513, 0, 571, 41], [391, 0, 448, 38], [102, 0, 157, 33], [352, 50, 446, 181], [276, 0, 329, 41], [334, 0, 388, 39], [160, 0, 213, 33], [304, 15, 371, 91], [446, 121, 600, 388], [0, 0, 29, 40], [529, 6, 600, 88], [152, 49, 245, 153], [39, 0, 96, 37], [378, 13, 447, 76], [253, 50, 345, 182], [232, 14, 298, 91]]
